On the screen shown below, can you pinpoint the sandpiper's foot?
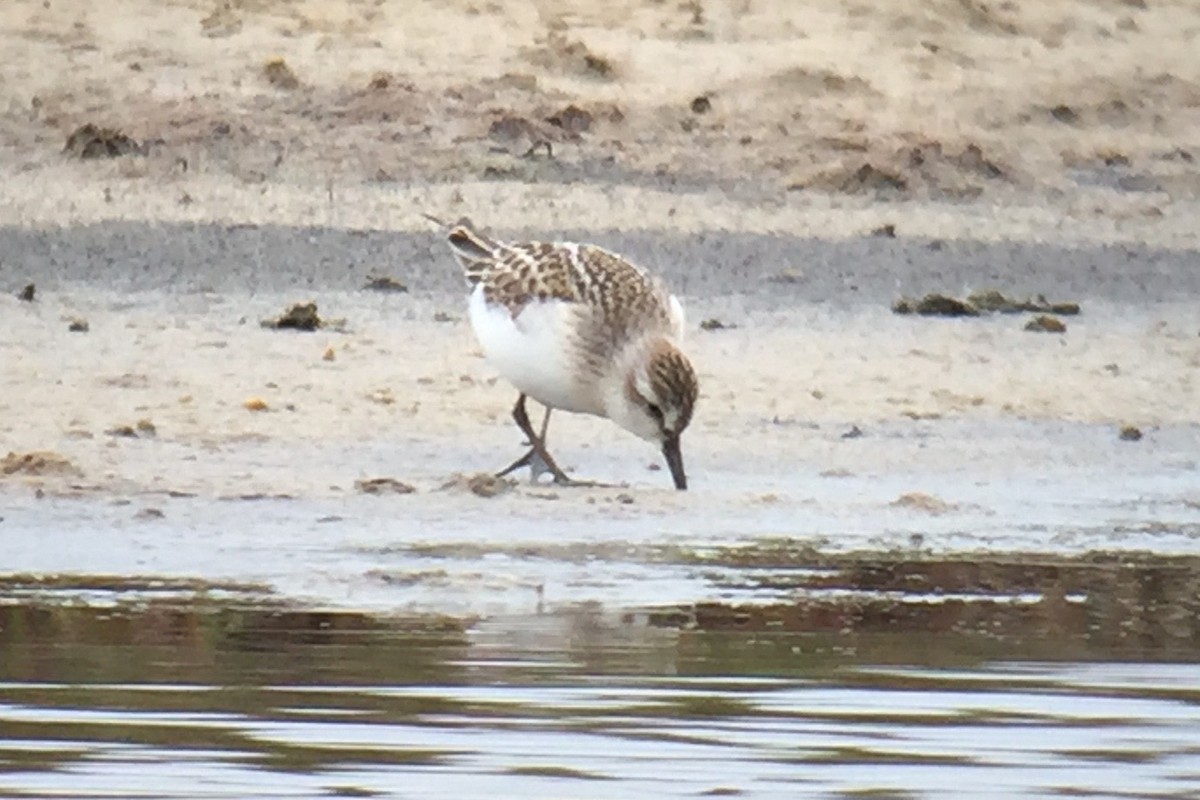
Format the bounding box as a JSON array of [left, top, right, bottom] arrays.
[[505, 393, 583, 486], [496, 447, 582, 486], [554, 476, 612, 489], [495, 456, 612, 489], [496, 447, 549, 481]]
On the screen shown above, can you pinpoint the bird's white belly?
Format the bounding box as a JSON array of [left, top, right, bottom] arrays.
[[468, 287, 592, 413]]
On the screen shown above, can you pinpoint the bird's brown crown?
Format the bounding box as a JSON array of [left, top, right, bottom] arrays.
[[643, 341, 697, 437]]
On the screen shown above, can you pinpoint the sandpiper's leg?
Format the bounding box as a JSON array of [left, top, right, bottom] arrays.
[[528, 405, 554, 480], [496, 402, 553, 480], [497, 395, 573, 484]]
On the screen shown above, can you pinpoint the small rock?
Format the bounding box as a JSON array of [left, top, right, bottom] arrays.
[[582, 52, 614, 80], [870, 223, 897, 238], [433, 311, 457, 323], [322, 347, 336, 362], [363, 275, 408, 293], [892, 294, 979, 317], [67, 317, 89, 332], [263, 56, 300, 89], [896, 289, 1081, 318], [1, 450, 80, 477], [700, 318, 736, 331], [106, 425, 138, 438], [1050, 104, 1079, 124], [545, 104, 593, 134], [467, 473, 513, 498], [1025, 315, 1066, 333], [890, 491, 956, 515], [355, 477, 417, 495], [767, 269, 804, 284], [243, 397, 269, 412], [438, 472, 514, 497], [17, 283, 35, 302], [64, 123, 142, 159], [841, 425, 864, 439], [365, 388, 395, 405], [967, 289, 1081, 315], [690, 95, 712, 114], [1118, 425, 1143, 442], [614, 492, 635, 505], [820, 468, 854, 478], [135, 507, 165, 520], [966, 289, 1023, 313], [262, 302, 322, 331]]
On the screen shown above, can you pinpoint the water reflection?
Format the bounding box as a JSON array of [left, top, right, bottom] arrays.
[[1, 556, 1199, 799]]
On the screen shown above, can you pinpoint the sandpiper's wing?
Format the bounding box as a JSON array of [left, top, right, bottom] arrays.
[[438, 217, 680, 339]]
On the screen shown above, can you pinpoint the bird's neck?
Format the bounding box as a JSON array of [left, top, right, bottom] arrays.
[[600, 335, 676, 442]]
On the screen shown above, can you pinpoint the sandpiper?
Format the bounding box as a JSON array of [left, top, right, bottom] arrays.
[[427, 216, 698, 490]]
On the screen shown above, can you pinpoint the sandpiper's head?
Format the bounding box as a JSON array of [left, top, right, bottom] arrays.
[[617, 339, 698, 490]]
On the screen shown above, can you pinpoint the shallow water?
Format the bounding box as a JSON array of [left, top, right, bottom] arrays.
[[2, 575, 1199, 800]]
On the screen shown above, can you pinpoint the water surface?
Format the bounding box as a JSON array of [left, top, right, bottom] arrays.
[[2, 561, 1198, 799]]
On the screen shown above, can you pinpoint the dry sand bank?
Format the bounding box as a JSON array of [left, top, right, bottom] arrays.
[[1, 0, 1199, 241]]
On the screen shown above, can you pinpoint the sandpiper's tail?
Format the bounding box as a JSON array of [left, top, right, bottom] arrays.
[[424, 213, 499, 286]]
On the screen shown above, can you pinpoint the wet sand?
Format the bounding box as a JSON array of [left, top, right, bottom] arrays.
[[3, 203, 1200, 618], [3, 242, 1200, 614]]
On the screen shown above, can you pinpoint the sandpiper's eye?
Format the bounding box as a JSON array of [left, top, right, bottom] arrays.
[[647, 404, 663, 421]]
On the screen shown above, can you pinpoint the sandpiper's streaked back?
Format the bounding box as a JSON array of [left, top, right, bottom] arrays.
[[427, 215, 698, 490]]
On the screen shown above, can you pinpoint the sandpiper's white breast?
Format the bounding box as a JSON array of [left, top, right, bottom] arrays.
[[468, 286, 594, 414]]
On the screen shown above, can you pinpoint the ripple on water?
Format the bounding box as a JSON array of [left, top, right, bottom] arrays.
[[1, 560, 1199, 799]]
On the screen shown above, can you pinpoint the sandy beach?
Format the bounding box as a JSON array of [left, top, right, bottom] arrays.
[[2, 0, 1199, 613]]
